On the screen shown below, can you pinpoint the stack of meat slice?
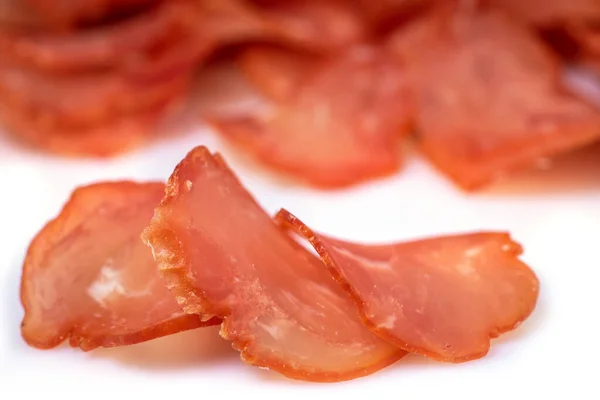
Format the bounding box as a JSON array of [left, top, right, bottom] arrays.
[[0, 0, 214, 156], [20, 146, 540, 382], [211, 1, 600, 191], [2, 0, 600, 191]]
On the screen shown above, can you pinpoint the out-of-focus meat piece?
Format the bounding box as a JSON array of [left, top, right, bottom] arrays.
[[351, 0, 431, 29], [141, 146, 405, 382], [0, 62, 191, 128], [238, 45, 316, 101], [0, 97, 177, 157], [568, 23, 600, 57], [24, 0, 156, 27], [493, 0, 600, 25], [0, 0, 45, 29], [0, 1, 204, 73], [276, 209, 540, 363], [209, 45, 413, 188], [202, 0, 366, 53], [20, 181, 220, 351], [256, 0, 366, 53], [388, 8, 600, 191]]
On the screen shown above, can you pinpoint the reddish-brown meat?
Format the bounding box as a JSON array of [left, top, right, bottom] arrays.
[[0, 97, 177, 157], [0, 0, 205, 73], [493, 0, 600, 25], [209, 45, 413, 188], [276, 209, 540, 363], [141, 146, 405, 382], [20, 181, 220, 351], [0, 61, 191, 129], [23, 0, 156, 27], [388, 8, 600, 191], [238, 45, 317, 101], [0, 0, 45, 29]]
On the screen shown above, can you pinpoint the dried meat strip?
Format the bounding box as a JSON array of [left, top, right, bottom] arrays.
[[388, 8, 600, 191], [276, 209, 540, 363], [142, 146, 405, 382], [210, 45, 413, 188], [20, 181, 219, 351]]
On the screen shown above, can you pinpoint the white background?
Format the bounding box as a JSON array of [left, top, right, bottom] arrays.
[[1, 123, 599, 399]]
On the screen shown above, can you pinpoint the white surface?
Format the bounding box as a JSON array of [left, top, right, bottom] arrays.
[[1, 125, 599, 399]]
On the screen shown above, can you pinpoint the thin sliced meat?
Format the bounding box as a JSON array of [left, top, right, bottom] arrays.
[[0, 61, 191, 128], [493, 0, 600, 26], [0, 97, 179, 157], [276, 209, 540, 363], [388, 8, 600, 191], [24, 0, 156, 28], [0, 0, 204, 73], [20, 181, 220, 351], [141, 146, 405, 382], [209, 45, 413, 188], [255, 0, 367, 53], [238, 45, 317, 101], [350, 0, 432, 30], [0, 0, 45, 29], [568, 22, 600, 57], [200, 0, 366, 53]]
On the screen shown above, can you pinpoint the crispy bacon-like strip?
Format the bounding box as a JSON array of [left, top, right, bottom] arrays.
[[20, 182, 220, 351], [276, 209, 540, 363], [142, 146, 405, 382]]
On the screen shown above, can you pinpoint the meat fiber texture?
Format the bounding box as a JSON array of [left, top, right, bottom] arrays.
[[20, 145, 540, 382]]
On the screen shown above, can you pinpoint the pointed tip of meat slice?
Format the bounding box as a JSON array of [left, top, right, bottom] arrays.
[[142, 146, 406, 382], [275, 208, 540, 363], [20, 181, 218, 351]]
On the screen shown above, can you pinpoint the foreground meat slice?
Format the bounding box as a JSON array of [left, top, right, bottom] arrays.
[[209, 45, 413, 188], [20, 182, 219, 351], [276, 209, 540, 363], [142, 146, 405, 382], [389, 8, 600, 191]]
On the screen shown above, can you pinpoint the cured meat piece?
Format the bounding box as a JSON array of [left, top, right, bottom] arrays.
[[141, 146, 405, 382], [254, 0, 367, 53], [20, 181, 220, 351], [0, 0, 45, 29], [238, 45, 317, 101], [24, 0, 156, 28], [567, 23, 600, 57], [0, 61, 191, 129], [0, 0, 205, 73], [350, 0, 431, 30], [388, 8, 600, 191], [0, 96, 178, 157], [199, 0, 366, 54], [493, 0, 600, 26], [209, 45, 413, 188], [276, 209, 540, 363]]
